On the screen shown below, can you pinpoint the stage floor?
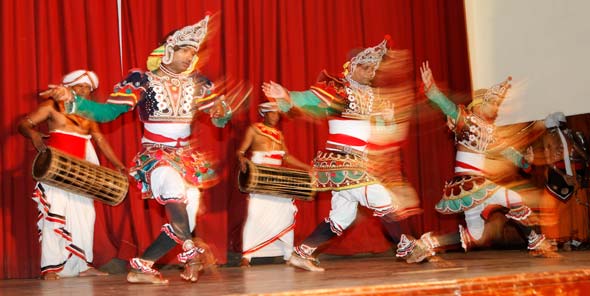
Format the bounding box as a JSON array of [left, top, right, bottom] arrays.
[[2, 250, 590, 295]]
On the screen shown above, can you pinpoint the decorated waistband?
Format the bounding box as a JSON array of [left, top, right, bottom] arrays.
[[435, 174, 499, 214], [312, 151, 376, 191]]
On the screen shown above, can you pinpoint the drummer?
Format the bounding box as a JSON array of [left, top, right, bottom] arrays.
[[18, 70, 125, 280], [237, 101, 311, 267]]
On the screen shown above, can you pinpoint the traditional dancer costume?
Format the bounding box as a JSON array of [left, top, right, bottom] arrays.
[[241, 113, 297, 261], [396, 77, 554, 263], [272, 39, 421, 271], [64, 16, 232, 283]]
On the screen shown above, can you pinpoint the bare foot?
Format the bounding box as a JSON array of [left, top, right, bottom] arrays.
[[239, 258, 251, 268], [287, 254, 325, 272], [42, 272, 60, 280], [180, 260, 203, 283], [79, 267, 108, 277], [531, 249, 563, 259], [127, 271, 169, 284]]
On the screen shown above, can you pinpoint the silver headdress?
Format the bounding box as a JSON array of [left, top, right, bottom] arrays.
[[468, 77, 512, 110], [349, 38, 389, 72], [162, 15, 209, 65]]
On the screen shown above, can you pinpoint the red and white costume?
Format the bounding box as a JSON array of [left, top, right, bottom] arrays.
[[32, 130, 99, 277], [242, 122, 296, 261], [242, 149, 296, 261]]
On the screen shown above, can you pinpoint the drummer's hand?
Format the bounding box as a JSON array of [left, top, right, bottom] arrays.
[[31, 132, 49, 152], [115, 164, 127, 174], [39, 84, 74, 102], [239, 156, 247, 172]]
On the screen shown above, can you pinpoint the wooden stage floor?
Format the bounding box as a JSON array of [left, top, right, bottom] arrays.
[[2, 250, 590, 295]]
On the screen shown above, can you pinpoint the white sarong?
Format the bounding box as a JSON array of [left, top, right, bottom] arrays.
[[32, 131, 98, 277], [242, 151, 296, 260]]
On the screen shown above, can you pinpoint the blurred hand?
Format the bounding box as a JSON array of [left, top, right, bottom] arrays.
[[239, 156, 247, 172], [115, 164, 127, 175], [39, 84, 74, 102], [31, 132, 49, 152], [524, 146, 534, 163], [420, 61, 436, 91], [262, 81, 288, 99], [210, 97, 227, 118]]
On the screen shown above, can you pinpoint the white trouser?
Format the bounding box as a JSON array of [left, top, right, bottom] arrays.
[[464, 187, 524, 240], [327, 184, 394, 235]]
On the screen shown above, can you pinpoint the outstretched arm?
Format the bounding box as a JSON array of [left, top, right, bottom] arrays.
[[262, 81, 293, 112], [39, 84, 74, 102], [66, 97, 132, 122], [262, 81, 331, 117], [41, 72, 144, 123], [420, 61, 459, 121], [501, 146, 533, 173], [40, 84, 131, 122]]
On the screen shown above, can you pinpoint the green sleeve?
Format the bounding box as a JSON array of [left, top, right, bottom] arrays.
[[287, 90, 336, 117], [425, 86, 459, 121], [501, 147, 532, 172], [65, 96, 132, 123]]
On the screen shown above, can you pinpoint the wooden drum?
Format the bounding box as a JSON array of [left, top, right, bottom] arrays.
[[238, 160, 315, 201], [32, 147, 129, 206]]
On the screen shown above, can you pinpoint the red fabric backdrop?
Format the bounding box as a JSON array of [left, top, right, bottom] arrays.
[[0, 0, 470, 279]]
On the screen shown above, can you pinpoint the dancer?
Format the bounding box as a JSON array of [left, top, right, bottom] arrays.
[[396, 62, 558, 263], [40, 15, 232, 283], [263, 38, 421, 271]]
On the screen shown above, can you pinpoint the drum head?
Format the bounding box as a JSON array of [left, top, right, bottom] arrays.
[[237, 162, 252, 193], [32, 148, 52, 180]]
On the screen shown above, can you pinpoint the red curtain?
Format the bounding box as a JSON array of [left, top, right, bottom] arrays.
[[0, 0, 470, 279]]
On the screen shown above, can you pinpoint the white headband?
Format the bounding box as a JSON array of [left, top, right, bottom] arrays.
[[62, 70, 99, 91]]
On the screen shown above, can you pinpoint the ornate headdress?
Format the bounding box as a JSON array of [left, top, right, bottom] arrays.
[[159, 15, 209, 68], [62, 70, 99, 91], [258, 101, 279, 116], [343, 37, 390, 77], [468, 76, 512, 110]]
